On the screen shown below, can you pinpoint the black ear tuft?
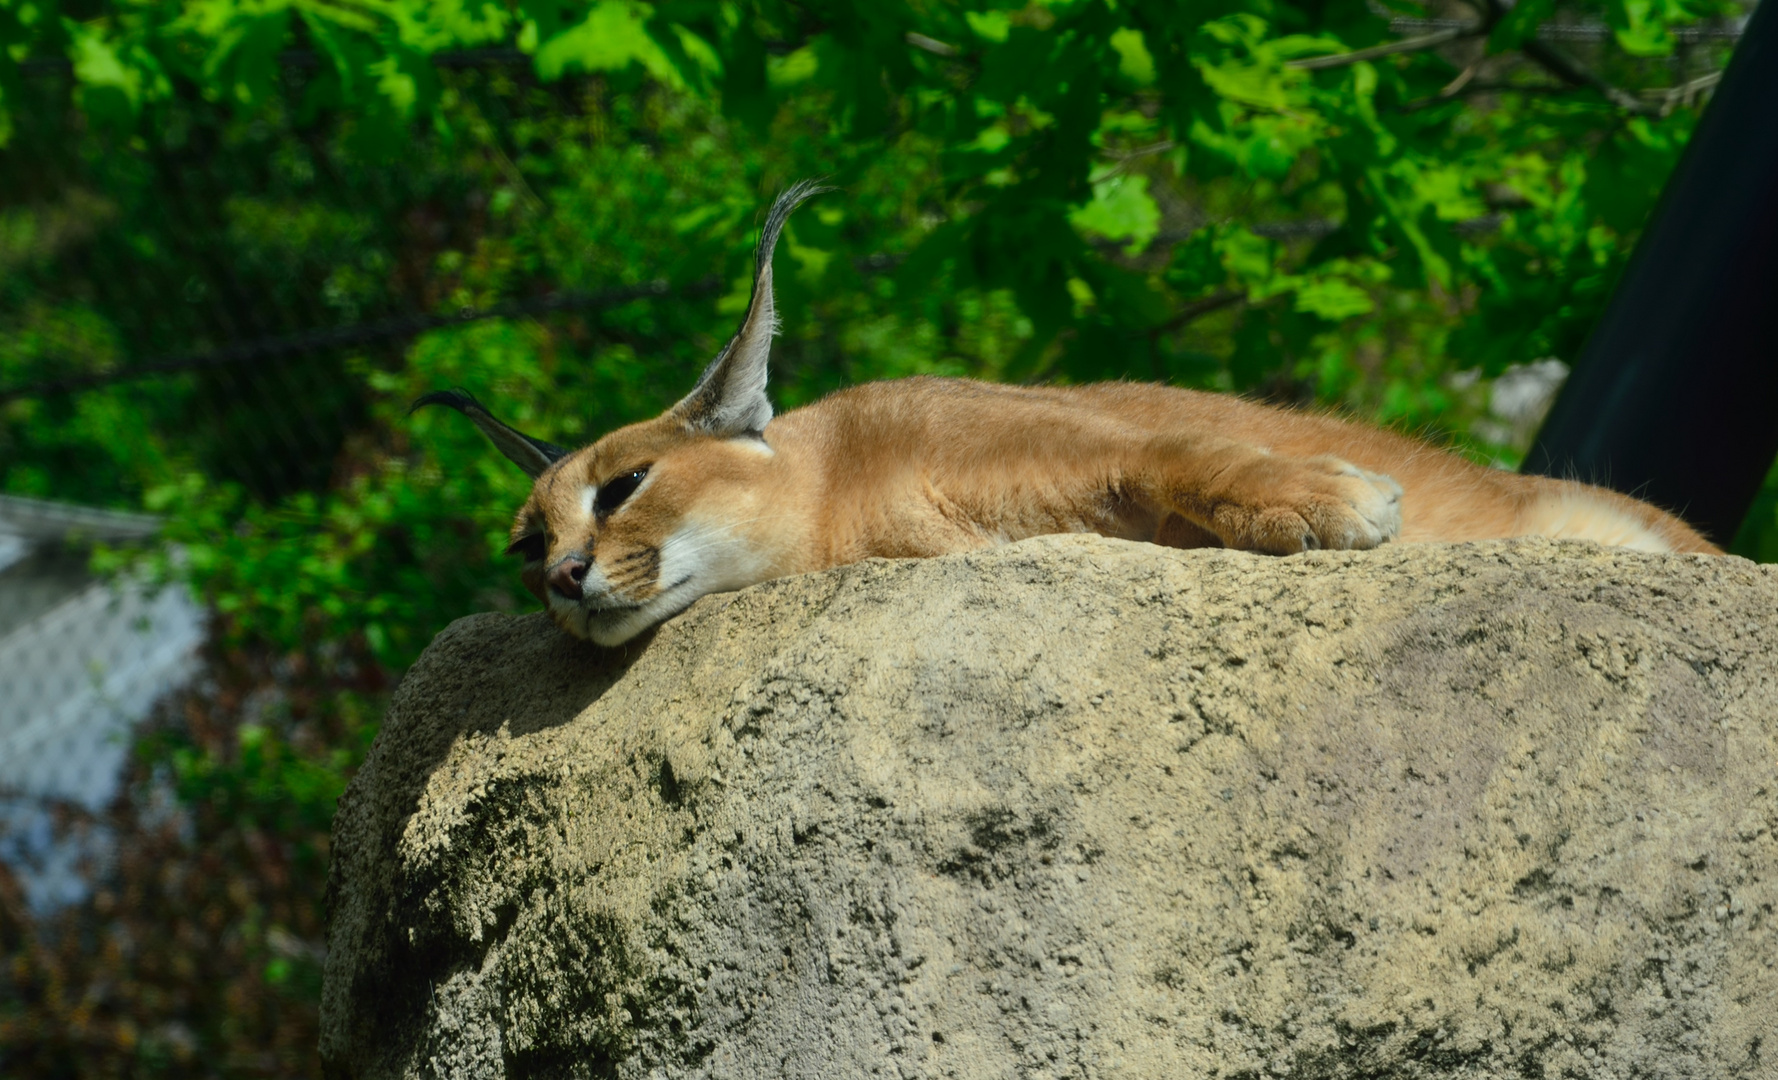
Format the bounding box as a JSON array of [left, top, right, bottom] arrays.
[[410, 388, 481, 417], [412, 388, 567, 479], [671, 179, 834, 436]]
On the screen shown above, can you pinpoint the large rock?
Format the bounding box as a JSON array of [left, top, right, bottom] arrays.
[[322, 537, 1778, 1080]]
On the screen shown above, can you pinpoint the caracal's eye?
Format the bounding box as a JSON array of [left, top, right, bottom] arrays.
[[595, 466, 649, 516], [506, 533, 546, 562]]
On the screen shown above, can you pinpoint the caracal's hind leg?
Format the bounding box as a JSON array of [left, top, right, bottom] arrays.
[[1129, 440, 1404, 554]]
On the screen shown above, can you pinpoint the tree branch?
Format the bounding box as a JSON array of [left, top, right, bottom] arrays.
[[1519, 38, 1657, 114], [1464, 0, 1655, 115], [1641, 70, 1723, 113], [1298, 4, 1695, 118], [904, 32, 960, 58], [1400, 80, 1581, 111], [1288, 26, 1479, 70], [1388, 16, 1744, 43], [1151, 292, 1245, 336], [0, 280, 720, 402]]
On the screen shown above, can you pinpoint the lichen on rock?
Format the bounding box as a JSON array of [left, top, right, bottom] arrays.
[[322, 536, 1778, 1079]]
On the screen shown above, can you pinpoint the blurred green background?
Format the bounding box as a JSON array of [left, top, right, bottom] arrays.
[[1, 0, 1770, 1073]]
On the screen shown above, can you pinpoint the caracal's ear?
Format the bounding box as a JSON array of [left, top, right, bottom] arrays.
[[670, 179, 832, 437], [410, 389, 567, 479]]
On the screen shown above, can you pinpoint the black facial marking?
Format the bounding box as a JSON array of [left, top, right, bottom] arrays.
[[608, 546, 661, 589], [596, 467, 650, 516], [506, 533, 546, 562]]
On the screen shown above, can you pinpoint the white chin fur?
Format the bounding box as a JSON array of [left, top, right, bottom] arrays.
[[559, 519, 774, 645], [579, 582, 700, 645]]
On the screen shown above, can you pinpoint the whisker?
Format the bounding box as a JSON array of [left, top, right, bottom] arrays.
[[592, 510, 796, 599]]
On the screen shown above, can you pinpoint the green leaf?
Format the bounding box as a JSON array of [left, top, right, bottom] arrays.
[[1610, 0, 1678, 55], [966, 10, 1011, 43], [1192, 108, 1318, 180], [1109, 27, 1155, 85], [63, 17, 169, 124], [1070, 173, 1161, 254], [1219, 227, 1304, 301], [767, 44, 818, 88], [198, 8, 292, 109], [1294, 277, 1374, 320], [1413, 164, 1488, 222], [1192, 15, 1304, 111], [532, 1, 679, 84]]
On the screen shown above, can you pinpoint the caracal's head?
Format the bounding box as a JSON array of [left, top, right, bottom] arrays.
[[414, 181, 826, 645]]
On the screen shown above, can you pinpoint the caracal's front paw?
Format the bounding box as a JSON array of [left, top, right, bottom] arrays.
[[1213, 454, 1402, 554]]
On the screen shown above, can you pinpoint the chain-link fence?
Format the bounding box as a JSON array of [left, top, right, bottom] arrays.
[[0, 495, 197, 911], [6, 58, 461, 911], [0, 55, 660, 1072], [0, 50, 765, 925]]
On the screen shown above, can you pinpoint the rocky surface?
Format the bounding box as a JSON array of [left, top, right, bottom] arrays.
[[321, 537, 1778, 1079]]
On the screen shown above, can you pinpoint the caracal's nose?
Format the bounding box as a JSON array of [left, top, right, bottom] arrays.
[[548, 556, 589, 600]]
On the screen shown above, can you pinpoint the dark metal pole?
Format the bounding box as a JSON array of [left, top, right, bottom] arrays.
[[1523, 0, 1778, 545]]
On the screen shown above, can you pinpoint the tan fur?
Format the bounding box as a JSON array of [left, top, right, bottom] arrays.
[[508, 376, 1717, 644], [423, 185, 1717, 646]]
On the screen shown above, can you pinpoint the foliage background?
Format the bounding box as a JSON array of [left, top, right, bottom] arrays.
[[1, 0, 1769, 1073]]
